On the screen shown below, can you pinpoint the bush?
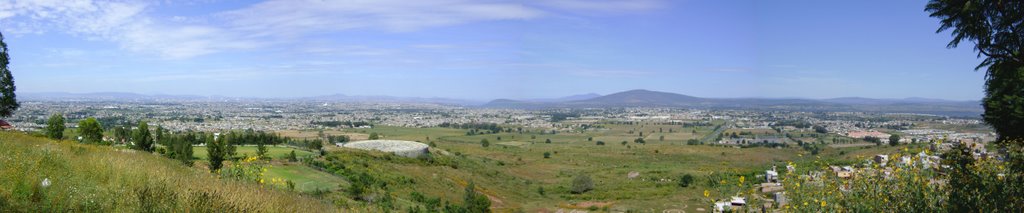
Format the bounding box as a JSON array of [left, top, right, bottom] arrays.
[[543, 152, 551, 159], [481, 139, 490, 147], [571, 174, 594, 194], [595, 141, 605, 146], [678, 174, 694, 187]]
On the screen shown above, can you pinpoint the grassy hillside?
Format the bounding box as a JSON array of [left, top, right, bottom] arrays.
[[0, 132, 340, 212]]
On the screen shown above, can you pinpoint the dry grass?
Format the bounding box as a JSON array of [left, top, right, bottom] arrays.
[[0, 132, 343, 212]]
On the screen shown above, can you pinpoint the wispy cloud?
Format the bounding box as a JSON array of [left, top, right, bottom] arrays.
[[0, 0, 665, 59], [536, 0, 665, 13]]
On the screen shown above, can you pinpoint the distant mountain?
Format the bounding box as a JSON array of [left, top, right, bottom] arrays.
[[569, 89, 706, 107], [523, 93, 601, 102], [482, 89, 983, 117]]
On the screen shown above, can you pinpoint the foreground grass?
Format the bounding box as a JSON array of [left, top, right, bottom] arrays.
[[0, 132, 339, 212]]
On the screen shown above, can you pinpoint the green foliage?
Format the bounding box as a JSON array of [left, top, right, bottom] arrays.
[[369, 132, 380, 140], [927, 0, 1024, 142], [678, 174, 694, 188], [113, 126, 131, 145], [889, 134, 901, 147], [0, 31, 18, 118], [162, 133, 195, 166], [77, 117, 104, 144], [133, 121, 154, 152], [45, 113, 65, 140], [462, 182, 491, 212], [570, 174, 594, 194], [545, 139, 551, 143], [595, 141, 605, 146], [287, 150, 298, 162], [480, 139, 490, 147], [543, 152, 550, 159], [256, 142, 268, 159], [207, 134, 228, 172]]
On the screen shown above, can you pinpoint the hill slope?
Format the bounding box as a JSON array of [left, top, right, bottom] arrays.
[[0, 132, 338, 212]]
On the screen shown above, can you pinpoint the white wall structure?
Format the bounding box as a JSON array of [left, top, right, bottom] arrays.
[[342, 140, 429, 158]]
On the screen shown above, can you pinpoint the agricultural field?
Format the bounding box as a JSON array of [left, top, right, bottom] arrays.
[[260, 122, 900, 212]]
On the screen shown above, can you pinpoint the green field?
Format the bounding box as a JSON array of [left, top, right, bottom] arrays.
[[275, 121, 895, 212], [193, 146, 315, 160], [263, 163, 347, 193]]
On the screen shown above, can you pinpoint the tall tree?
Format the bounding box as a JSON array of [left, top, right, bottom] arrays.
[[927, 0, 1024, 142], [889, 134, 901, 147], [77, 118, 104, 144], [928, 1, 1024, 211], [207, 133, 226, 172], [133, 121, 154, 152], [0, 31, 18, 118], [45, 113, 65, 140]]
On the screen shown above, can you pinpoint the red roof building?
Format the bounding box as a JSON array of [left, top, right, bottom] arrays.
[[0, 120, 12, 130]]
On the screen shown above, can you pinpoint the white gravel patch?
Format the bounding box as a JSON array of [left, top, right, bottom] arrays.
[[342, 140, 429, 158]]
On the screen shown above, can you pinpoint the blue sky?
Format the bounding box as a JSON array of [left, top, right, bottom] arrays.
[[0, 0, 985, 101]]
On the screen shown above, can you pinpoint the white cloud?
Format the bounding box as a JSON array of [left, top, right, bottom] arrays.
[[0, 0, 665, 59], [218, 0, 545, 34], [536, 0, 664, 12]]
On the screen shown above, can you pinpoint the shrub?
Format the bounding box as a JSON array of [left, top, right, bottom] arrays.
[[481, 139, 490, 147], [596, 141, 605, 146], [543, 152, 551, 159], [678, 174, 694, 187], [571, 174, 594, 194]]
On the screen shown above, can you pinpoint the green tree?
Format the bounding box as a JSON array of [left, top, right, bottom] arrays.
[[287, 150, 298, 162], [927, 0, 1024, 142], [463, 182, 491, 212], [369, 132, 380, 140], [889, 134, 901, 147], [133, 121, 154, 152], [927, 2, 1024, 211], [113, 126, 131, 145], [544, 138, 551, 143], [480, 139, 490, 147], [678, 174, 694, 188], [0, 31, 19, 118], [44, 113, 65, 140], [256, 142, 268, 159], [570, 174, 594, 194], [207, 133, 227, 172], [77, 117, 104, 144], [543, 152, 551, 159]]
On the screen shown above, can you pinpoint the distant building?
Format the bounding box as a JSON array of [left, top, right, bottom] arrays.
[[875, 155, 889, 166], [846, 130, 891, 139], [765, 166, 779, 183], [0, 120, 12, 130]]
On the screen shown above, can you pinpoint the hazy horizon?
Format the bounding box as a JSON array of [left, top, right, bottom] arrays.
[[16, 89, 983, 102], [1, 0, 986, 100]]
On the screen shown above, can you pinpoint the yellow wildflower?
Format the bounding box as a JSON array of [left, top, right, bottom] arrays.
[[821, 200, 826, 207], [704, 190, 710, 197]]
